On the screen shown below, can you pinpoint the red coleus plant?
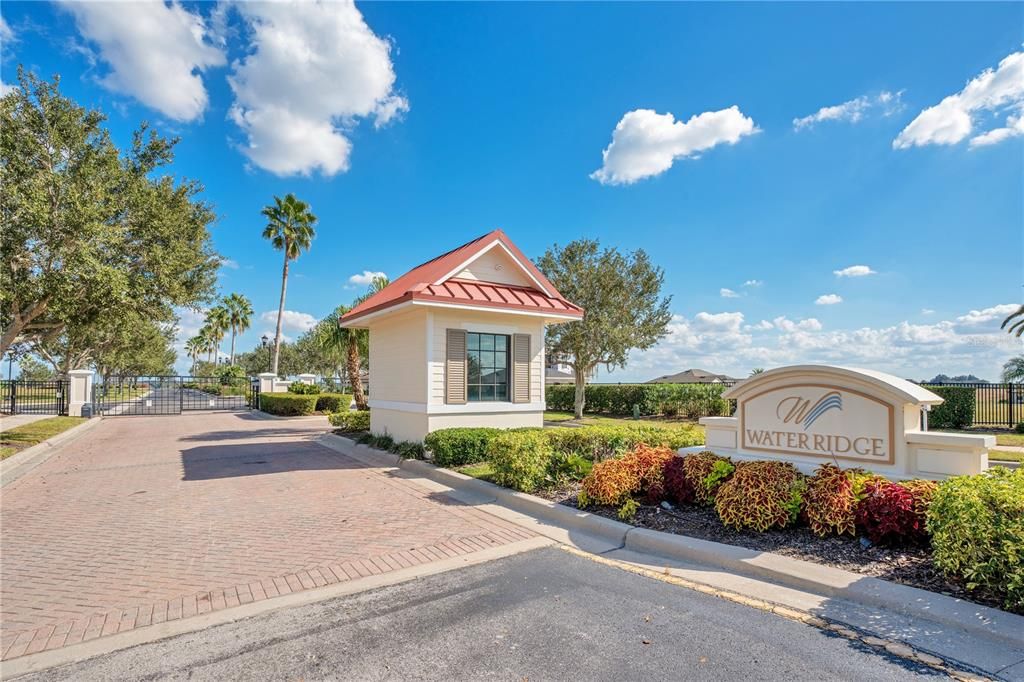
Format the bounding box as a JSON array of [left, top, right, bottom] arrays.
[[855, 478, 936, 545]]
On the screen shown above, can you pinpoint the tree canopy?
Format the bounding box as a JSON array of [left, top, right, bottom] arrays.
[[0, 69, 219, 360], [537, 239, 672, 417]]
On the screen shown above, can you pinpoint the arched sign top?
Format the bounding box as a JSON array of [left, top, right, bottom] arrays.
[[723, 365, 942, 407]]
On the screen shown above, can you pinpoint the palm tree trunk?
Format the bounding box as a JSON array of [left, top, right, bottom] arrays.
[[230, 326, 237, 365], [347, 335, 367, 410], [273, 248, 290, 376]]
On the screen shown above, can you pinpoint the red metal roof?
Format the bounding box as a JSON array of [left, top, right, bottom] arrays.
[[340, 230, 583, 325]]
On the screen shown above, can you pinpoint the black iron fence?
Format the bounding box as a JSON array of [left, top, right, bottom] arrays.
[[0, 379, 68, 415], [921, 382, 1022, 429]]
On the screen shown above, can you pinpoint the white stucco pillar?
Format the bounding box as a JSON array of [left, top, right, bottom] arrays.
[[257, 373, 277, 395], [297, 373, 316, 385], [67, 369, 94, 417]]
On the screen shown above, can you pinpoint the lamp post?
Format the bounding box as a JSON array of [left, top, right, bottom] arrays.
[[261, 335, 271, 374]]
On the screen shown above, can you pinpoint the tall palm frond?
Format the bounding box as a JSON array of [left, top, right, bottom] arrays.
[[1002, 305, 1024, 338]]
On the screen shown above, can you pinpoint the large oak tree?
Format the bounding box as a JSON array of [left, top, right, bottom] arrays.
[[0, 69, 219, 361]]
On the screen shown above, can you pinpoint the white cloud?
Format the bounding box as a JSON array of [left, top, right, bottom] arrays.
[[921, 308, 935, 315], [955, 303, 1019, 329], [0, 16, 17, 96], [260, 310, 318, 333], [59, 0, 225, 121], [719, 288, 739, 298], [743, 279, 763, 288], [590, 106, 759, 185], [968, 112, 1024, 148], [227, 0, 407, 176], [815, 294, 843, 305], [219, 258, 239, 270], [619, 305, 1021, 383], [894, 51, 1024, 149], [348, 270, 388, 287], [833, 264, 876, 278], [793, 91, 903, 130]]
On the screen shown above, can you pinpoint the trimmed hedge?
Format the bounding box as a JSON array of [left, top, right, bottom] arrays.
[[923, 385, 976, 429], [287, 381, 321, 395], [546, 383, 733, 417], [316, 393, 352, 413], [260, 392, 318, 416], [329, 410, 370, 432], [423, 424, 704, 468], [928, 467, 1024, 612], [487, 430, 554, 492], [424, 427, 504, 467]]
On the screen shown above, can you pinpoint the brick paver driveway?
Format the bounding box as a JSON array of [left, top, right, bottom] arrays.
[[0, 413, 534, 661]]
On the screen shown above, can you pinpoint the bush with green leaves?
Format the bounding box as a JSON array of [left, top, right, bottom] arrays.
[[315, 393, 351, 413], [287, 381, 321, 395], [217, 364, 247, 385], [546, 383, 733, 417], [927, 467, 1024, 612], [680, 451, 735, 505], [922, 386, 975, 429], [486, 430, 555, 492], [424, 428, 505, 467], [715, 461, 806, 532], [329, 409, 369, 432], [259, 392, 318, 416], [1015, 421, 1024, 435], [544, 424, 703, 461]]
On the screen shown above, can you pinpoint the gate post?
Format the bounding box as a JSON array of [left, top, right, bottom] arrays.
[[67, 370, 94, 417], [297, 373, 316, 386]]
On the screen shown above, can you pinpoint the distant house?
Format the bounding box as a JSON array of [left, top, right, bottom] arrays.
[[646, 368, 736, 384]]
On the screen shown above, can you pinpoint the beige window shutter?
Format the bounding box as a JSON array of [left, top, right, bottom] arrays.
[[512, 333, 531, 404], [445, 329, 467, 404]]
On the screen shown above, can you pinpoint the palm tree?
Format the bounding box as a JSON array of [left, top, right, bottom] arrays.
[[1003, 356, 1024, 383], [223, 293, 253, 365], [749, 368, 765, 376], [262, 194, 317, 375], [1002, 305, 1024, 338], [184, 337, 202, 375], [197, 326, 217, 367], [205, 306, 231, 364]]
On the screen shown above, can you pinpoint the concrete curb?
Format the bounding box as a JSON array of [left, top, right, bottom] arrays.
[[0, 417, 103, 488], [318, 433, 1024, 651], [320, 434, 632, 550]]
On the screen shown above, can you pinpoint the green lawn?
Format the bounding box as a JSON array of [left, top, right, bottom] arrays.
[[457, 462, 496, 483], [0, 416, 87, 460], [937, 430, 1024, 448], [989, 450, 1024, 463], [544, 411, 704, 433]]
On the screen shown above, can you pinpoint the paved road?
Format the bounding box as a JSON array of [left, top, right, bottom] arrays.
[[20, 547, 935, 681], [1, 412, 534, 661]]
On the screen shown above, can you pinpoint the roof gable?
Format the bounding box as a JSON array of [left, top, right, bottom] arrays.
[[340, 229, 583, 325]]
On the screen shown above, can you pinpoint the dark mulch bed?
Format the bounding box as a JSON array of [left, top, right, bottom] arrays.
[[534, 481, 1004, 612]]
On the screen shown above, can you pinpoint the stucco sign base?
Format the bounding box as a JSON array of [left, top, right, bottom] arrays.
[[697, 365, 993, 480]]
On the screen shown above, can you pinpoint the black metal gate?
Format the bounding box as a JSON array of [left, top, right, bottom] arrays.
[[0, 379, 68, 415], [92, 376, 258, 416]]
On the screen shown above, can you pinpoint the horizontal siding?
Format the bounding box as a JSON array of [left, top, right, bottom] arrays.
[[429, 309, 544, 406], [368, 309, 427, 403], [454, 247, 533, 288]]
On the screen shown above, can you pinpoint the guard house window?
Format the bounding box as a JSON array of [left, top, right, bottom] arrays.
[[467, 332, 510, 401]]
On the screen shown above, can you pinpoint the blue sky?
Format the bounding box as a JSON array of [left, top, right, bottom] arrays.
[[2, 1, 1022, 381]]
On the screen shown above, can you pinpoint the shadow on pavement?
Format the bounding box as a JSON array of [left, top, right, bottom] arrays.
[[179, 442, 362, 480]]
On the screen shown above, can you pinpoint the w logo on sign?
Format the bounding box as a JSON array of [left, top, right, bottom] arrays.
[[776, 391, 843, 430]]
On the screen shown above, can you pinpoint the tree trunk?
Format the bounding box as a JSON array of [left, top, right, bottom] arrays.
[[229, 326, 237, 365], [347, 334, 367, 410], [273, 248, 289, 376], [573, 365, 587, 419]]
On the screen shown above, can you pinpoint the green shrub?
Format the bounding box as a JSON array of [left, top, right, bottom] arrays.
[[1015, 422, 1024, 435], [715, 461, 806, 532], [487, 430, 555, 492], [392, 441, 426, 460], [546, 383, 733, 417], [548, 452, 592, 484], [217, 364, 247, 384], [315, 393, 351, 413], [287, 381, 321, 395], [928, 467, 1024, 612], [617, 498, 640, 522], [260, 392, 318, 416], [544, 424, 702, 461], [923, 386, 976, 429], [424, 428, 505, 467], [329, 410, 370, 432]]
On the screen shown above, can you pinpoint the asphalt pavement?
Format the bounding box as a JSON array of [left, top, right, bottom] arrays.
[[18, 546, 938, 681]]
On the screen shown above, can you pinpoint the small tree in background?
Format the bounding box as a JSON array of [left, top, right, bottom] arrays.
[[224, 293, 253, 365], [538, 240, 671, 418], [1003, 356, 1024, 383]]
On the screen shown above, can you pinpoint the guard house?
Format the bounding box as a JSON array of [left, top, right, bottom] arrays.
[[339, 230, 584, 442]]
